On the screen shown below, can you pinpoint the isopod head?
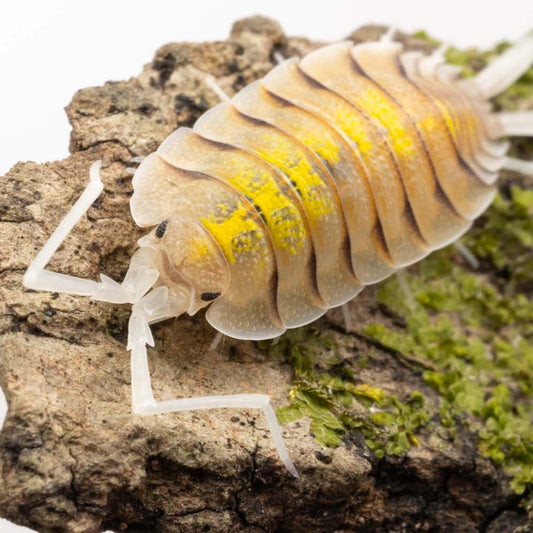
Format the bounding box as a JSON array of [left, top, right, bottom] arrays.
[[136, 217, 229, 316]]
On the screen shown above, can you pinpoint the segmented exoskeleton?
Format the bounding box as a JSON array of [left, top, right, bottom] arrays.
[[24, 31, 533, 477]]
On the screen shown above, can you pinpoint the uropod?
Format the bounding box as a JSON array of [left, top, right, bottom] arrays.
[[23, 30, 533, 477]]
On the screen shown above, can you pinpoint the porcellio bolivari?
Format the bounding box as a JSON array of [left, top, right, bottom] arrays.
[[23, 31, 533, 477]]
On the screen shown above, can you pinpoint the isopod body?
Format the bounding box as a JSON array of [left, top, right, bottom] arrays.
[[23, 31, 533, 476], [131, 39, 509, 340]]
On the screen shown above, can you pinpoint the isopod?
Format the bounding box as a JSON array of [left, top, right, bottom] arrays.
[[23, 30, 533, 477]]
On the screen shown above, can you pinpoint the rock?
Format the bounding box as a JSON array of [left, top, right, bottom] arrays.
[[1, 15, 532, 533]]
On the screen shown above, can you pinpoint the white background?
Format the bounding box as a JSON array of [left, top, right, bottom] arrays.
[[1, 1, 532, 531]]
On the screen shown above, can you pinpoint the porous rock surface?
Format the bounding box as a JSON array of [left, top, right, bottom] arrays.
[[0, 16, 529, 533]]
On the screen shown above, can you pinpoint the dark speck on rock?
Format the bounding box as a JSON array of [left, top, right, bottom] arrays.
[[152, 52, 176, 89], [137, 103, 157, 117], [315, 451, 333, 465]]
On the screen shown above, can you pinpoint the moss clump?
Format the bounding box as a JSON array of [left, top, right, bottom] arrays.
[[258, 328, 429, 457], [260, 185, 533, 493], [463, 188, 533, 291], [411, 30, 441, 47], [364, 186, 533, 494]]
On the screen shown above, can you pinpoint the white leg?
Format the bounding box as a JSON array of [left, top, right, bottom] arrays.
[[23, 161, 104, 295], [430, 42, 449, 62], [396, 269, 415, 310], [341, 303, 352, 332], [209, 331, 224, 351], [470, 33, 533, 99], [129, 288, 299, 478], [503, 157, 533, 176], [126, 155, 146, 175], [272, 51, 286, 65], [380, 26, 397, 43], [23, 161, 159, 304], [454, 241, 480, 269], [204, 74, 231, 102], [495, 111, 533, 137]]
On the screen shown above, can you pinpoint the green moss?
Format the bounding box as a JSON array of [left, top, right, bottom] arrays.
[[363, 185, 533, 494], [411, 30, 441, 47], [261, 180, 533, 492], [463, 188, 533, 290], [258, 186, 533, 493], [259, 328, 429, 456]]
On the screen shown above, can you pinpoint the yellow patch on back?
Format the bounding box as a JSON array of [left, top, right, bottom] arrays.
[[298, 129, 340, 166], [223, 158, 307, 254], [332, 105, 373, 154], [417, 113, 437, 133], [201, 203, 264, 265], [431, 98, 458, 141], [357, 88, 415, 157], [255, 134, 335, 226], [429, 96, 480, 148]]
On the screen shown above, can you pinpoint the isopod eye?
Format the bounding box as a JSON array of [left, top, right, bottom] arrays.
[[156, 219, 169, 238], [200, 291, 221, 302]]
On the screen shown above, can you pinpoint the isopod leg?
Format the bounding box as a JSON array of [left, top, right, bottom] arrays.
[[23, 160, 159, 304], [23, 161, 104, 295], [129, 290, 299, 478], [204, 74, 231, 102], [468, 33, 533, 99], [453, 241, 480, 269], [209, 331, 224, 351], [395, 270, 415, 310], [341, 303, 352, 332], [503, 157, 533, 176]]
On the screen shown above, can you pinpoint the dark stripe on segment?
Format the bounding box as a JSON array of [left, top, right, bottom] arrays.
[[371, 218, 394, 266], [399, 54, 503, 188], [457, 154, 494, 192], [230, 105, 360, 289], [403, 196, 427, 245], [395, 54, 463, 168], [351, 53, 466, 222], [294, 65, 424, 254], [179, 134, 303, 223], [173, 162, 281, 308], [232, 97, 363, 283], [259, 88, 295, 108], [229, 108, 334, 207]]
